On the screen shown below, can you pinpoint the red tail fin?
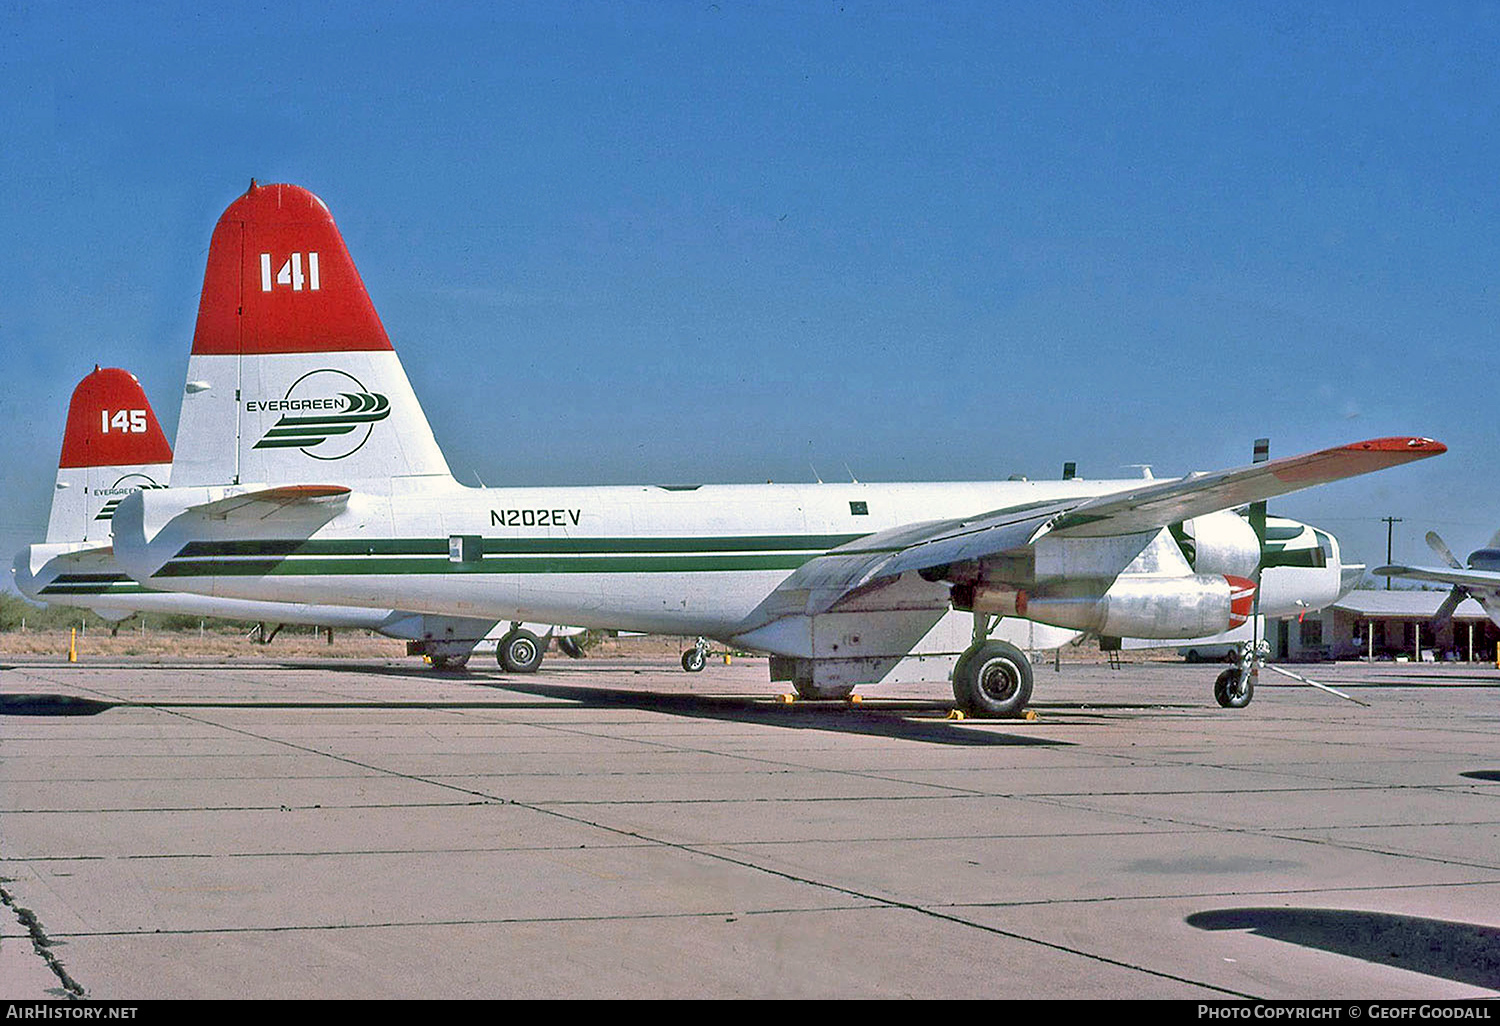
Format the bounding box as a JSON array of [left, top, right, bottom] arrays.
[[59, 367, 173, 469], [191, 182, 392, 356]]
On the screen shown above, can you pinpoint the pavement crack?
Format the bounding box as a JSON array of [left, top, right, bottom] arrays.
[[0, 881, 86, 998]]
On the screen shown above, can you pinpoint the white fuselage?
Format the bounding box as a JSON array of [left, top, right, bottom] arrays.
[[116, 474, 1310, 643]]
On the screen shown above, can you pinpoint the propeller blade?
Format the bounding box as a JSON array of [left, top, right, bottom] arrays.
[[1426, 531, 1465, 570], [1432, 585, 1466, 627]]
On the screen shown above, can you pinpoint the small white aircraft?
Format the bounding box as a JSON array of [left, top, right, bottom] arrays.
[[1375, 530, 1500, 627], [110, 183, 1446, 716], [12, 365, 576, 671]]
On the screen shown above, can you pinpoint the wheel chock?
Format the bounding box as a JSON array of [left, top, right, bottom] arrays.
[[947, 709, 966, 720], [846, 694, 862, 705], [1023, 709, 1039, 721], [778, 693, 796, 704]]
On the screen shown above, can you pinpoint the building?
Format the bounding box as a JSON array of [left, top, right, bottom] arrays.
[[1317, 591, 1498, 662]]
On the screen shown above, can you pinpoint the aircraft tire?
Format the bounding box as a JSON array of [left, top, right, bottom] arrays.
[[497, 629, 545, 673], [558, 636, 586, 659], [429, 653, 470, 671], [952, 640, 1033, 718], [681, 649, 707, 672], [1214, 667, 1253, 708]]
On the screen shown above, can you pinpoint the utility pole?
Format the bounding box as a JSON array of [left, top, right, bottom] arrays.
[[1382, 516, 1403, 589]]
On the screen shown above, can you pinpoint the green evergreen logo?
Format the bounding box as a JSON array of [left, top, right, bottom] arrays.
[[250, 370, 391, 460]]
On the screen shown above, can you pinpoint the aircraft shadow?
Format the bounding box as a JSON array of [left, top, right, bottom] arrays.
[[1460, 770, 1500, 782], [0, 693, 116, 716], [0, 687, 1066, 746], [0, 692, 596, 715], [1186, 907, 1500, 989], [486, 680, 1068, 747]]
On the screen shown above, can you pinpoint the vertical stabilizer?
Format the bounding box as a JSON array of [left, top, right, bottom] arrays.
[[48, 367, 174, 543], [171, 182, 452, 488]]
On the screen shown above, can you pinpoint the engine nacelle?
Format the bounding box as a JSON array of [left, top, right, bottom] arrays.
[[1172, 509, 1260, 579], [955, 574, 1256, 639]]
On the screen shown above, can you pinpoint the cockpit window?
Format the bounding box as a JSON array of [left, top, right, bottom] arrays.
[[1314, 529, 1335, 561], [1264, 524, 1308, 542]]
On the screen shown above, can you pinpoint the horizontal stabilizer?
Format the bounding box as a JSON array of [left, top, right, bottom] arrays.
[[187, 484, 351, 522]]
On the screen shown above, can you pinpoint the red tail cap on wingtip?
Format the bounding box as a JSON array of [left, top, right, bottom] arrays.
[[1343, 436, 1447, 455], [59, 368, 173, 469], [1270, 436, 1447, 485], [190, 183, 392, 356]]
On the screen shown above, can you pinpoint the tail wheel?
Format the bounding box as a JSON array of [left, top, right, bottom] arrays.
[[952, 640, 1033, 718], [1214, 667, 1254, 708], [497, 629, 544, 673]]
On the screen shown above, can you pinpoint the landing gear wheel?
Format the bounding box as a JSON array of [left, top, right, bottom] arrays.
[[558, 636, 586, 659], [1214, 667, 1254, 708], [681, 649, 707, 672], [952, 640, 1034, 718], [497, 629, 544, 673], [429, 653, 470, 671]]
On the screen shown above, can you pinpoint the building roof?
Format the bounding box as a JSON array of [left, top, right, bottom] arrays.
[[1332, 591, 1489, 619]]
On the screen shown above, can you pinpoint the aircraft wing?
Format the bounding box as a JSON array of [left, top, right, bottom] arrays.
[[1044, 437, 1446, 538], [1374, 564, 1500, 591], [762, 437, 1446, 617]]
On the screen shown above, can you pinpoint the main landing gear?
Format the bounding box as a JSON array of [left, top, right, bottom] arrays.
[[496, 625, 545, 673], [951, 613, 1034, 718]]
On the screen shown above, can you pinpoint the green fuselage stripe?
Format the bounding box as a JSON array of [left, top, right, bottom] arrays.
[[40, 583, 153, 595], [155, 553, 818, 578], [174, 533, 868, 558]]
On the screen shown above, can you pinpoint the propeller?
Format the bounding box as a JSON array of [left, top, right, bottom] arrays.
[[1427, 530, 1464, 570], [1425, 530, 1469, 627], [1241, 438, 1368, 707], [1249, 438, 1269, 632], [1238, 439, 1270, 695]]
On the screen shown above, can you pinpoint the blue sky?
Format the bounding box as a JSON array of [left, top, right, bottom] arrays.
[[2, 1, 1495, 586]]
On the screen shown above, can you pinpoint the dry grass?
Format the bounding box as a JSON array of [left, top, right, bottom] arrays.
[[0, 627, 408, 659], [0, 628, 1150, 663], [0, 629, 722, 661]]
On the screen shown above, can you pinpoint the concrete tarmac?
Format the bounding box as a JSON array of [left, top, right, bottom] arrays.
[[1, 654, 1498, 999]]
